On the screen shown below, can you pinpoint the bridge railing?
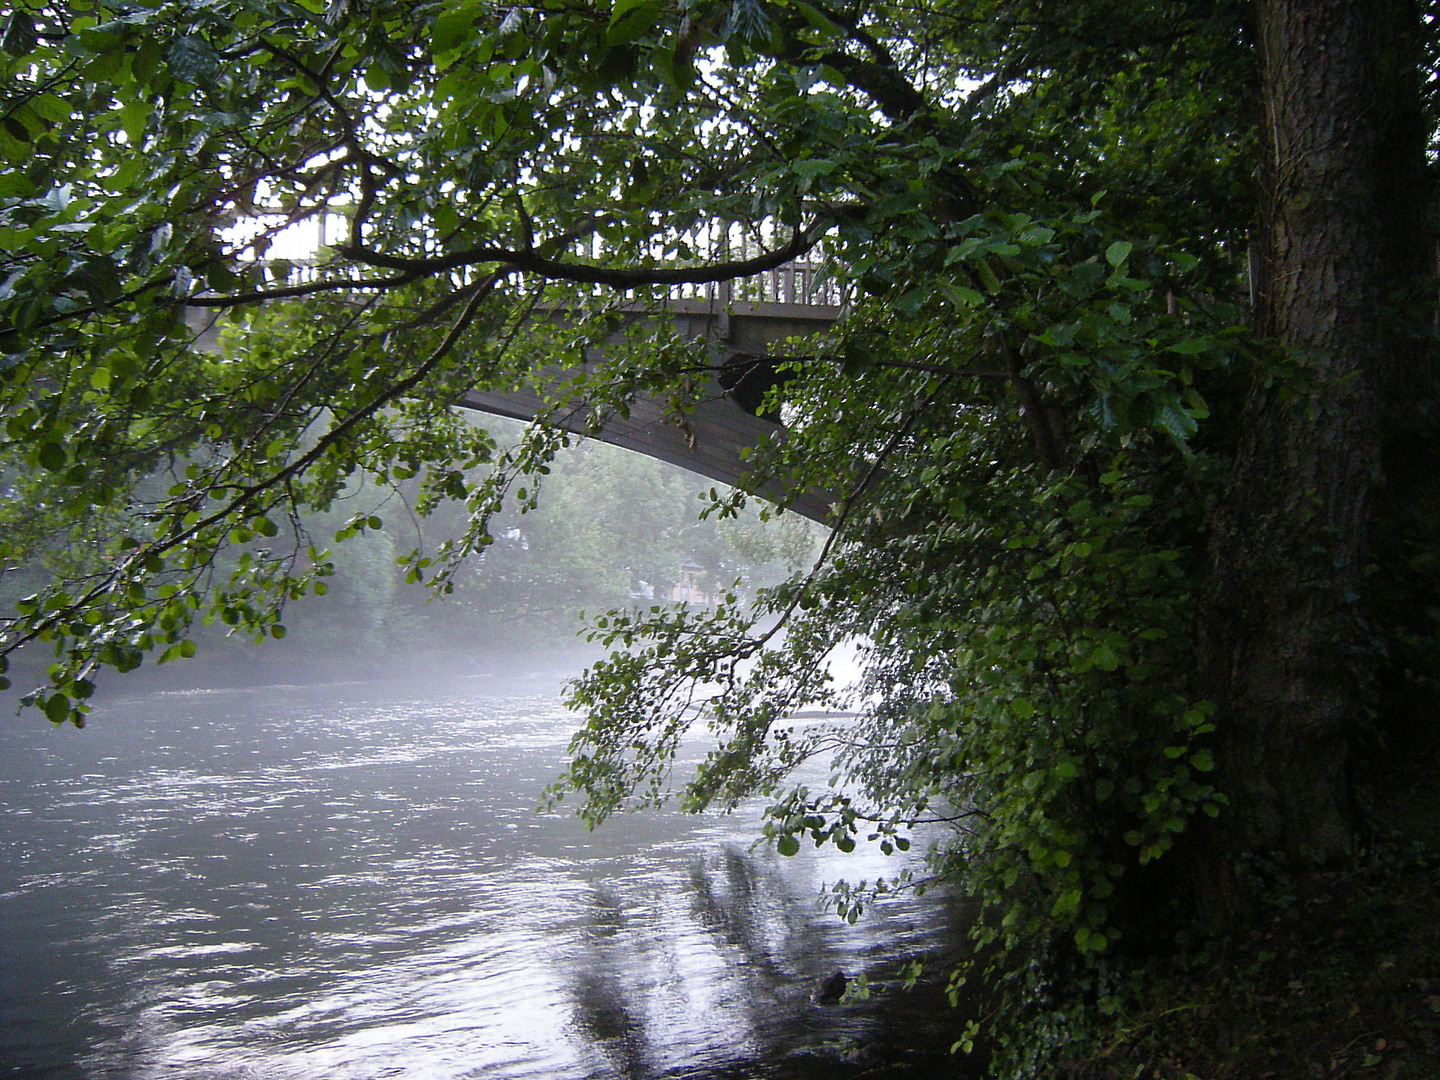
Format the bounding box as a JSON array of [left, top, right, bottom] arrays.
[[222, 214, 847, 310], [668, 258, 843, 307]]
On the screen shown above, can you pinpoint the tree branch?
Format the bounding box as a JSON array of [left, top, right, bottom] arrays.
[[2, 269, 514, 661], [336, 220, 830, 287]]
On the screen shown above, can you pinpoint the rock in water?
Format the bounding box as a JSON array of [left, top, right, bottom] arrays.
[[814, 969, 848, 1004]]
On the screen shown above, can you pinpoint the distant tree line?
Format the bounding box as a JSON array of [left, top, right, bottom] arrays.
[[189, 419, 816, 656]]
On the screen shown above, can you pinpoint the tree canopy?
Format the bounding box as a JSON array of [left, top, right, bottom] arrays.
[[2, 0, 1436, 1070]]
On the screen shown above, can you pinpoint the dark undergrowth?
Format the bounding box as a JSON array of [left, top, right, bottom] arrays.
[[796, 752, 1440, 1080], [1047, 755, 1440, 1080]]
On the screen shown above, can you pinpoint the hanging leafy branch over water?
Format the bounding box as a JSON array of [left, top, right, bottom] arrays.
[[2, 0, 1436, 1072]]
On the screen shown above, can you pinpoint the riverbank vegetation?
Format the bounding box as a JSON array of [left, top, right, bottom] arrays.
[[2, 0, 1437, 1073], [1006, 788, 1440, 1080]]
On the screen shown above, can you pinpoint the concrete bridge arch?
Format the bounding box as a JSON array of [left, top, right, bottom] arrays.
[[190, 259, 841, 522], [458, 292, 839, 522]]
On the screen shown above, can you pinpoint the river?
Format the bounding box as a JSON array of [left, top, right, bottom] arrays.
[[0, 665, 972, 1079]]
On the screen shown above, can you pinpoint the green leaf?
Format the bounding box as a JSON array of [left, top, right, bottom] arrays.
[[938, 281, 984, 309], [167, 36, 220, 85], [433, 3, 480, 55], [0, 10, 37, 56], [776, 833, 799, 856], [3, 112, 33, 144], [30, 94, 70, 123], [791, 158, 837, 179], [43, 694, 70, 724], [119, 99, 149, 146], [37, 441, 66, 471], [1105, 240, 1133, 267], [609, 0, 651, 27], [608, 0, 662, 41], [1090, 642, 1122, 671], [1157, 403, 1198, 444], [973, 259, 1002, 294], [789, 1, 844, 34], [1166, 336, 1211, 356]]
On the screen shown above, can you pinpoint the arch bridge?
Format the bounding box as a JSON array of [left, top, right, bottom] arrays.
[[195, 258, 843, 522], [461, 267, 841, 522]]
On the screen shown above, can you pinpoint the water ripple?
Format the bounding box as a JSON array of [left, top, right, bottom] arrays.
[[1, 676, 970, 1079]]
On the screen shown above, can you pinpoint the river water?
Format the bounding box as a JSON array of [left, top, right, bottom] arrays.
[[0, 668, 971, 1079]]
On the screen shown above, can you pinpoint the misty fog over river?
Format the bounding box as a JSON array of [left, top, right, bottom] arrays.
[[0, 665, 970, 1079]]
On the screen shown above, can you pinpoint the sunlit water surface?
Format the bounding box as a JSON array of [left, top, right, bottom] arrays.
[[0, 670, 969, 1079]]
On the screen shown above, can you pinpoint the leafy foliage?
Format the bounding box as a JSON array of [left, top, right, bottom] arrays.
[[2, 0, 1433, 1072]]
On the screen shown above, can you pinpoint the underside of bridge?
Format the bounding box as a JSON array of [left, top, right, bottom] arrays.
[[457, 296, 840, 523], [188, 281, 840, 523]]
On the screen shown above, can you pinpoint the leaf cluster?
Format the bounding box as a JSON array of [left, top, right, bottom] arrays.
[[0, 2, 1293, 1071]]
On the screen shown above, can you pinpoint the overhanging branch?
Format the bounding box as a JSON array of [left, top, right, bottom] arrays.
[[336, 220, 829, 288]]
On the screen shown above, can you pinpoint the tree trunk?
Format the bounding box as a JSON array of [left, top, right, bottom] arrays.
[[1199, 0, 1432, 894]]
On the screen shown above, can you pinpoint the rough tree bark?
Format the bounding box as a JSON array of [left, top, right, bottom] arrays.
[[1199, 0, 1435, 896]]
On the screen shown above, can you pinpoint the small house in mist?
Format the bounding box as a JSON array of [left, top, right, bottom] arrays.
[[670, 559, 712, 605]]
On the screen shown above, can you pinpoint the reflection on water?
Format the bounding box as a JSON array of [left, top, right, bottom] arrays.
[[0, 671, 971, 1079]]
